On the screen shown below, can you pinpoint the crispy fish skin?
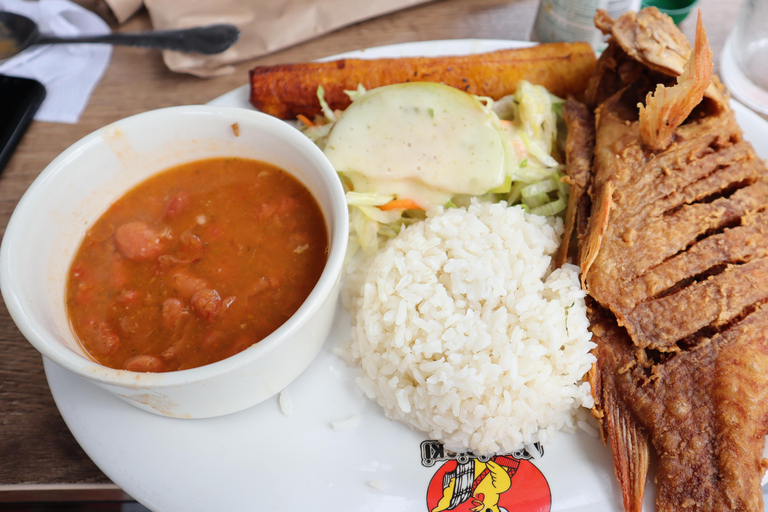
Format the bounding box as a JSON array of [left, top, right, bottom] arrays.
[[248, 42, 596, 119], [571, 7, 768, 512], [606, 305, 768, 512], [713, 308, 768, 511], [587, 297, 768, 512], [589, 304, 650, 512], [592, 7, 724, 105], [585, 86, 768, 350], [555, 98, 595, 268], [595, 7, 690, 78]]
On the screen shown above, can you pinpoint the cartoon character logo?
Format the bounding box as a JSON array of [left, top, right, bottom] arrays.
[[422, 441, 551, 512]]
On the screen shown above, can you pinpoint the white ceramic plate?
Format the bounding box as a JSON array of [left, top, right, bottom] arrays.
[[44, 39, 768, 512], [721, 33, 768, 116]]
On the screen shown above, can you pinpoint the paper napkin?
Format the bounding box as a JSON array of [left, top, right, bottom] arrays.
[[0, 0, 112, 123]]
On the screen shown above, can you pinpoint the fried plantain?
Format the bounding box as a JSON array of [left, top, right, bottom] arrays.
[[249, 42, 596, 119]]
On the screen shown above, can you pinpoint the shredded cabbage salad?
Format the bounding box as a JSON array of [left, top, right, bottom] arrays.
[[298, 81, 567, 259]]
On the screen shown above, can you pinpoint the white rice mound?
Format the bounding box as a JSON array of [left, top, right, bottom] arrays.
[[340, 201, 596, 455]]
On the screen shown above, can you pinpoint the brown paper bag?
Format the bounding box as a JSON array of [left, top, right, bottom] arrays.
[[104, 0, 431, 77]]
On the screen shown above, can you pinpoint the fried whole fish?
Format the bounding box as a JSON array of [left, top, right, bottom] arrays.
[[562, 8, 768, 511]]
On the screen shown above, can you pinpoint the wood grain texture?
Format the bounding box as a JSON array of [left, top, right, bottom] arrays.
[[0, 0, 747, 500]]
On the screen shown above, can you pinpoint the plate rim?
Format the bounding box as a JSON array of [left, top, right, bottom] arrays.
[[44, 37, 768, 512]]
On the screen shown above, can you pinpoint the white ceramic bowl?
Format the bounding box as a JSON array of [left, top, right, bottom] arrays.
[[0, 105, 348, 419]]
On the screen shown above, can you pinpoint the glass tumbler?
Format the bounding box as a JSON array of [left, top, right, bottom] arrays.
[[723, 0, 768, 114], [733, 0, 768, 90]]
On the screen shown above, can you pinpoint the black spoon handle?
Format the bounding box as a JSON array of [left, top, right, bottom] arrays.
[[35, 24, 239, 55]]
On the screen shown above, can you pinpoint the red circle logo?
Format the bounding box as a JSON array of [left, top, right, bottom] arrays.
[[426, 455, 551, 512]]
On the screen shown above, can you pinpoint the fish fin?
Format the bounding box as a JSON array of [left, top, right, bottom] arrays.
[[581, 181, 613, 287], [638, 11, 713, 151], [603, 379, 650, 512], [556, 98, 595, 268], [587, 361, 609, 443]]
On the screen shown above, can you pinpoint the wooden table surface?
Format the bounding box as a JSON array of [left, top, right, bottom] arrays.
[[0, 0, 749, 505]]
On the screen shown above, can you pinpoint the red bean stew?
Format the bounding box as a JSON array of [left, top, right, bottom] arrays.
[[66, 157, 328, 372]]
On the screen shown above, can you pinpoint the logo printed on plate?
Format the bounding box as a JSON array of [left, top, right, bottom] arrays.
[[421, 441, 551, 512]]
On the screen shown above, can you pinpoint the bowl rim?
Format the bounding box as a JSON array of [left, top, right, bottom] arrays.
[[0, 104, 349, 388]]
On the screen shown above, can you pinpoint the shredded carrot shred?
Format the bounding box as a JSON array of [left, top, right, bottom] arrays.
[[378, 199, 423, 211], [296, 114, 314, 127]]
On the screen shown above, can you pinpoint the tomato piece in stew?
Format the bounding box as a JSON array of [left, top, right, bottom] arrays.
[[66, 157, 328, 372]]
